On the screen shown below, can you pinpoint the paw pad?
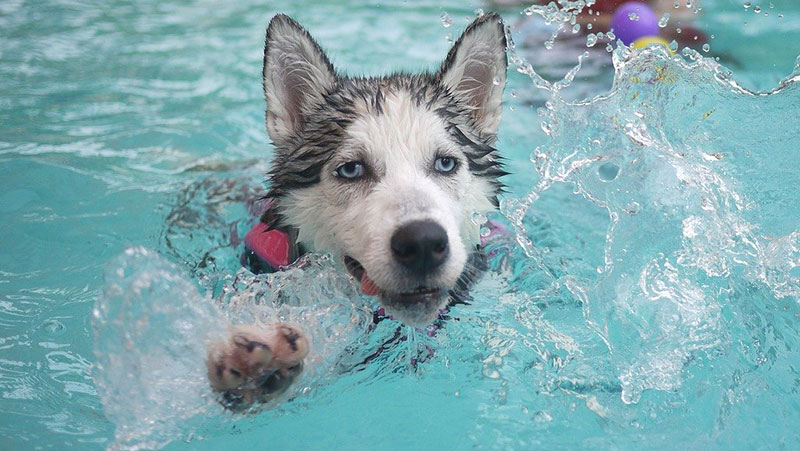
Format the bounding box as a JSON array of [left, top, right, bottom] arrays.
[[206, 322, 309, 410]]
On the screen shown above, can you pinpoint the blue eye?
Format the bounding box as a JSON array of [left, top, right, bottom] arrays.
[[335, 161, 365, 179], [434, 156, 457, 173]]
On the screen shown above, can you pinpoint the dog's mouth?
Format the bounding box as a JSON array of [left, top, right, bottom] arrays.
[[344, 255, 447, 318]]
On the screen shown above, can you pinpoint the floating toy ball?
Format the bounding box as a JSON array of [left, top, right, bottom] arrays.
[[632, 36, 675, 55], [611, 2, 660, 46]]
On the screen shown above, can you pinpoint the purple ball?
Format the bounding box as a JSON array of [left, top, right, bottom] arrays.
[[610, 2, 660, 45]]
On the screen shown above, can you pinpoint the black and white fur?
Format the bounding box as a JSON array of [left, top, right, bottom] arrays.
[[207, 13, 507, 408], [263, 13, 507, 326]]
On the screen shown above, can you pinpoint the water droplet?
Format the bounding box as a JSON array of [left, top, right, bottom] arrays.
[[598, 162, 620, 181], [523, 7, 533, 16], [43, 319, 66, 335], [492, 76, 501, 86], [685, 0, 693, 7], [702, 43, 710, 52], [674, 1, 680, 8], [445, 33, 453, 44], [625, 202, 641, 215], [669, 40, 679, 52], [510, 89, 517, 98], [676, 27, 682, 34], [572, 23, 580, 34], [474, 8, 485, 18], [586, 33, 598, 47], [606, 43, 614, 52], [628, 12, 640, 21], [753, 5, 761, 13], [659, 13, 670, 28], [471, 211, 488, 225], [440, 12, 453, 28], [587, 23, 593, 30], [743, 2, 751, 10]]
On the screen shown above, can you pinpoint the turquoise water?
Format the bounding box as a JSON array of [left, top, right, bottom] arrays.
[[2, 0, 800, 449]]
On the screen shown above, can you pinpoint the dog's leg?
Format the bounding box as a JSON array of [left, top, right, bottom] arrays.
[[206, 323, 309, 411]]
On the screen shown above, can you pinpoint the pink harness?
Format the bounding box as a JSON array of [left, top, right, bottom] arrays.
[[243, 222, 290, 270]]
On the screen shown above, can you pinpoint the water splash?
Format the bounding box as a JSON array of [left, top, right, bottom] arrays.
[[501, 44, 800, 404], [93, 248, 225, 449], [522, 0, 594, 50], [93, 248, 372, 449]]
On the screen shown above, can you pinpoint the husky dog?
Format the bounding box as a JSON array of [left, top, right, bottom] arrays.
[[207, 12, 507, 409]]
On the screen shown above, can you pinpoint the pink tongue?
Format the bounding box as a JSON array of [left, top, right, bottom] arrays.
[[360, 271, 379, 296]]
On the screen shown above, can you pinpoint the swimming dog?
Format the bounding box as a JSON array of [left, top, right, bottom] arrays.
[[207, 12, 508, 409]]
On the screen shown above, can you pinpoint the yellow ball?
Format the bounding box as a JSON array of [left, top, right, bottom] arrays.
[[632, 36, 674, 55]]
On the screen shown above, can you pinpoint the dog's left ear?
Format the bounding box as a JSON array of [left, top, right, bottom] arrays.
[[437, 13, 507, 136]]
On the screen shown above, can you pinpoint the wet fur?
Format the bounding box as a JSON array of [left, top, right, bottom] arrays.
[[263, 13, 508, 326], [207, 13, 508, 407]]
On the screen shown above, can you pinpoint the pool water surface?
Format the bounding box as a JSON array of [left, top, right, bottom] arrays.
[[1, 0, 800, 449]]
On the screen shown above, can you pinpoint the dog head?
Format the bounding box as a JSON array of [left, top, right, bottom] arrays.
[[262, 13, 507, 326]]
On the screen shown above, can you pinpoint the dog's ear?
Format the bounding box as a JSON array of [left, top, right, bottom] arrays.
[[263, 14, 337, 146], [437, 13, 507, 136]]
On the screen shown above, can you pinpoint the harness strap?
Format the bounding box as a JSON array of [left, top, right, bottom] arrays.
[[242, 222, 291, 273]]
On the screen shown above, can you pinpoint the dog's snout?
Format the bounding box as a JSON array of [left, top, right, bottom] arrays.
[[390, 220, 449, 275]]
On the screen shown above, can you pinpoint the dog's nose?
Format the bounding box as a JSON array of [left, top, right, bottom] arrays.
[[390, 220, 449, 275]]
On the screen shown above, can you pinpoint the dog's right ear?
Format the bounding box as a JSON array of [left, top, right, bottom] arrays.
[[263, 15, 337, 146]]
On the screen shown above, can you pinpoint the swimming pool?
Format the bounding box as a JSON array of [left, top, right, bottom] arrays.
[[1, 0, 799, 448]]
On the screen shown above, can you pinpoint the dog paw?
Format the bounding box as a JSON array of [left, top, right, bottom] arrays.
[[206, 323, 309, 411]]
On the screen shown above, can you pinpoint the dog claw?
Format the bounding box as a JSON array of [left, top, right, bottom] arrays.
[[207, 323, 309, 411]]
